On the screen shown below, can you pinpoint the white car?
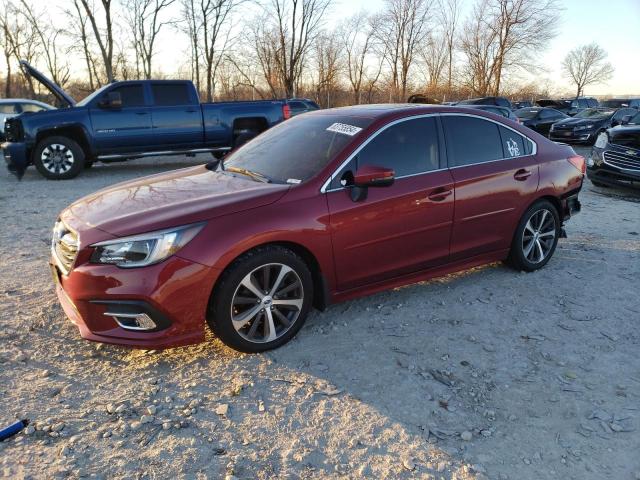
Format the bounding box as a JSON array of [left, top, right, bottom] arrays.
[[0, 99, 54, 140]]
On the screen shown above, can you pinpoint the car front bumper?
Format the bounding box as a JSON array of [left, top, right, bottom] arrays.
[[587, 147, 640, 189], [52, 256, 221, 349], [549, 130, 596, 144], [1, 141, 29, 179]]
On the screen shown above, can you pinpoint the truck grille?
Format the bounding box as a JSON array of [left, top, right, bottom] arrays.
[[603, 150, 640, 172], [52, 220, 79, 274], [4, 117, 23, 142]]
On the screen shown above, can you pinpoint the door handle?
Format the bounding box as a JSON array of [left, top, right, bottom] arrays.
[[514, 169, 532, 181], [427, 188, 452, 202]]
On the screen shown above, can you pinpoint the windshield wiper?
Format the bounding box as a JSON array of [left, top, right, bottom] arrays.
[[225, 166, 271, 183]]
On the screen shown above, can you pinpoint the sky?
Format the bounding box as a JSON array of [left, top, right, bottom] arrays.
[[2, 0, 639, 96]]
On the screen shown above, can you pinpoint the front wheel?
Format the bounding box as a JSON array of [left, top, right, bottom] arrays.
[[508, 200, 560, 272], [207, 246, 313, 352], [33, 136, 85, 180]]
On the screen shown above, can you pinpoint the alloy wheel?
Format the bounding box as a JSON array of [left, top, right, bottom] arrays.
[[230, 263, 304, 343], [521, 208, 556, 264], [41, 144, 75, 174]]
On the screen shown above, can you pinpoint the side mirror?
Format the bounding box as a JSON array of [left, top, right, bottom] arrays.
[[621, 115, 632, 125], [99, 91, 122, 109], [349, 165, 395, 202]]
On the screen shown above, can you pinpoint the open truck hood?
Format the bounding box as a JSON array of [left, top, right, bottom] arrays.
[[19, 60, 76, 108]]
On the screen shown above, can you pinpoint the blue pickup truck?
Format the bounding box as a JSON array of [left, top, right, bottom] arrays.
[[2, 62, 292, 179]]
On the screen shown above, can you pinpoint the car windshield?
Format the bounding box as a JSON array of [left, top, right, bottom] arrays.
[[223, 114, 373, 184], [76, 85, 111, 107], [629, 112, 640, 125], [515, 108, 540, 119], [574, 108, 614, 119]]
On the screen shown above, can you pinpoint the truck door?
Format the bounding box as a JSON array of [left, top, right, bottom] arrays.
[[89, 83, 153, 153], [150, 83, 203, 148]]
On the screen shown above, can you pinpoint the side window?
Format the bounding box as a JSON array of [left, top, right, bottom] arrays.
[[496, 97, 510, 108], [20, 103, 47, 113], [588, 98, 598, 108], [328, 117, 439, 189], [499, 127, 526, 158], [110, 85, 145, 107], [152, 83, 192, 106], [0, 103, 18, 114], [442, 116, 503, 167], [578, 99, 588, 108]]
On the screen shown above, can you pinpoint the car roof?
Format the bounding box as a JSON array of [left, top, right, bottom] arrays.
[[312, 104, 511, 122]]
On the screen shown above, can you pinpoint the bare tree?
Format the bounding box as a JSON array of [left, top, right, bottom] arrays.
[[180, 0, 240, 102], [126, 0, 176, 79], [341, 12, 377, 104], [248, 17, 283, 97], [79, 0, 115, 83], [439, 0, 460, 91], [66, 0, 101, 90], [562, 43, 614, 97], [461, 0, 560, 96], [376, 0, 433, 102], [0, 0, 39, 95], [180, 0, 202, 92], [265, 0, 331, 98], [313, 30, 342, 107], [419, 31, 447, 90], [18, 0, 70, 88]]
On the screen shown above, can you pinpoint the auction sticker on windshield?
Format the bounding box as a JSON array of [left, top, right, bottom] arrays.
[[326, 123, 363, 136]]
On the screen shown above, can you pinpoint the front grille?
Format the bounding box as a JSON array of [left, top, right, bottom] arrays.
[[551, 125, 574, 133], [4, 117, 24, 142], [603, 150, 640, 171], [52, 220, 79, 274]]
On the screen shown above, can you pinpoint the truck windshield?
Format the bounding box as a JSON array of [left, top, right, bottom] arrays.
[[76, 85, 111, 107], [223, 114, 373, 184]]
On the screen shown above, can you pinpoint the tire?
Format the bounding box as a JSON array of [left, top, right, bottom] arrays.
[[84, 160, 94, 169], [207, 246, 314, 353], [33, 136, 85, 180], [508, 200, 560, 272]]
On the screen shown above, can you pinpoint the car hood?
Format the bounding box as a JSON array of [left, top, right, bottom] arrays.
[[608, 126, 640, 149], [20, 60, 76, 108], [61, 165, 290, 237]]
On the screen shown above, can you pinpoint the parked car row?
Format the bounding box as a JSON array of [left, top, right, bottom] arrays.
[[0, 98, 54, 141]]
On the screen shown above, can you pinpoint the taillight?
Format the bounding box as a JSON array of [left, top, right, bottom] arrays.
[[568, 155, 586, 175], [282, 104, 291, 120]]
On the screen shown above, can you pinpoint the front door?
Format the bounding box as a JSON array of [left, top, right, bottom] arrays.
[[441, 114, 540, 261], [89, 83, 153, 153], [326, 116, 454, 291]]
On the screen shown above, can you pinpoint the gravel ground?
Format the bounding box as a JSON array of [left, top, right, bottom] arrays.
[[1, 149, 639, 480]]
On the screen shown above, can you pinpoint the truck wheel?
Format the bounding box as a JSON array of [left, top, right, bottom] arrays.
[[33, 136, 85, 180], [84, 160, 94, 169]]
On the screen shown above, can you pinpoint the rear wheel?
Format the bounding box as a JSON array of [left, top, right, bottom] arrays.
[[207, 246, 313, 352], [508, 200, 560, 272], [33, 136, 85, 180]]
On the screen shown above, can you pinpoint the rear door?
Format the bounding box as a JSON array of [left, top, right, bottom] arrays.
[[150, 82, 203, 148], [89, 83, 153, 153], [326, 116, 454, 291], [442, 114, 539, 261]]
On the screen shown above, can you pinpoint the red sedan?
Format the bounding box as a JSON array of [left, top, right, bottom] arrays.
[[51, 105, 584, 352]]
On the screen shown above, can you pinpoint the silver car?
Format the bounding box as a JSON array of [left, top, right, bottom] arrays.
[[0, 99, 54, 140]]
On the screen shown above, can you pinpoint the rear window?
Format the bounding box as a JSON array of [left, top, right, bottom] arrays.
[[224, 114, 373, 184], [442, 116, 503, 167], [152, 84, 192, 106]]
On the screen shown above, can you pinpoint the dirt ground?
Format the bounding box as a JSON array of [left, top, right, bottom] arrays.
[[1, 148, 639, 480]]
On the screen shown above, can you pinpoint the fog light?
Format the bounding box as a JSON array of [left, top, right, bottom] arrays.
[[105, 312, 157, 331]]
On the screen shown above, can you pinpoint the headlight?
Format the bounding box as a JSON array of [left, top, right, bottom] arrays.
[[594, 132, 608, 148], [575, 124, 594, 131], [90, 223, 204, 268]]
